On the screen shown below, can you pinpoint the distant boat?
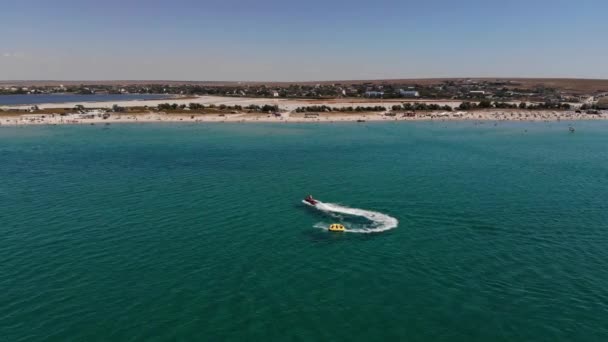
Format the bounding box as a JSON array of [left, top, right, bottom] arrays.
[[357, 119, 366, 123]]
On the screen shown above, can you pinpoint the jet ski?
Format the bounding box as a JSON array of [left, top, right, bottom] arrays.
[[304, 195, 318, 206]]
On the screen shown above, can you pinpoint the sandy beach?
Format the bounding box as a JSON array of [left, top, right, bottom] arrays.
[[1, 96, 606, 126], [0, 95, 466, 111], [2, 110, 607, 127]]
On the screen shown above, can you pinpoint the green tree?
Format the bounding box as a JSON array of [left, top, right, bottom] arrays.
[[478, 100, 492, 108], [459, 102, 472, 110], [112, 104, 125, 112], [189, 103, 204, 110], [261, 104, 279, 112], [414, 103, 428, 111]]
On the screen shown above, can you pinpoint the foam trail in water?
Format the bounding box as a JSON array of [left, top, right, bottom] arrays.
[[303, 200, 398, 233]]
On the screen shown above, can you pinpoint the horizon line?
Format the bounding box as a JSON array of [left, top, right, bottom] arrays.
[[2, 77, 608, 84]]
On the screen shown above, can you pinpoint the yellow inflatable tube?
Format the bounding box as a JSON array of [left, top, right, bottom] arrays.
[[328, 224, 346, 232]]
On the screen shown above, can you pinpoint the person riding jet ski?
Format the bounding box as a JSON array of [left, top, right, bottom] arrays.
[[304, 195, 318, 205]]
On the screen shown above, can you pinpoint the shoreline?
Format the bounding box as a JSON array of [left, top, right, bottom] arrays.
[[1, 110, 606, 127]]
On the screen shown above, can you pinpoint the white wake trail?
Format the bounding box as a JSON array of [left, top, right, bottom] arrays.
[[303, 200, 398, 233]]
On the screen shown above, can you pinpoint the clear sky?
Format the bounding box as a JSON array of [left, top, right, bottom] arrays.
[[1, 0, 606, 81]]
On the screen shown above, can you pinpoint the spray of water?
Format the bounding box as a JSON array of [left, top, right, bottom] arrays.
[[303, 200, 398, 233]]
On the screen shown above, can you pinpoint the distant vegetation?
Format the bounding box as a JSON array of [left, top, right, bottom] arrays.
[[459, 101, 571, 110], [156, 103, 279, 112], [294, 105, 387, 112], [112, 104, 126, 112], [244, 104, 280, 112], [580, 103, 602, 110], [391, 103, 453, 111], [457, 101, 571, 110], [293, 101, 576, 113]]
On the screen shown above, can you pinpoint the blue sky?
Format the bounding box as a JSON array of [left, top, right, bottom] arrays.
[[1, 0, 606, 81]]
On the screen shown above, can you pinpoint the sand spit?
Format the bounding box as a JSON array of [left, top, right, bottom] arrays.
[[1, 96, 606, 126]]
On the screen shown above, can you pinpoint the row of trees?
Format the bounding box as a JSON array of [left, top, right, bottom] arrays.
[[186, 103, 245, 110], [157, 103, 187, 110], [244, 104, 280, 112], [72, 101, 582, 114], [580, 103, 602, 110], [295, 101, 577, 113], [291, 101, 573, 112], [156, 103, 279, 111], [392, 103, 453, 111], [294, 105, 387, 113], [526, 102, 571, 110], [459, 101, 571, 110]]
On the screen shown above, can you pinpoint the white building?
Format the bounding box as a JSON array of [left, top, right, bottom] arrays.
[[399, 89, 420, 97], [364, 91, 384, 98]]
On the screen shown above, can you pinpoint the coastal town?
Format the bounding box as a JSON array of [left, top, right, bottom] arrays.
[[1, 79, 608, 126], [3, 78, 608, 103]]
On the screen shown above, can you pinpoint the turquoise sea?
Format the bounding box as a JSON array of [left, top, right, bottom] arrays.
[[1, 121, 607, 341]]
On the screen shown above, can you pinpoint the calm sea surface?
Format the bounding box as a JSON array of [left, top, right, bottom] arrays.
[[0, 94, 173, 106], [1, 121, 607, 341]]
